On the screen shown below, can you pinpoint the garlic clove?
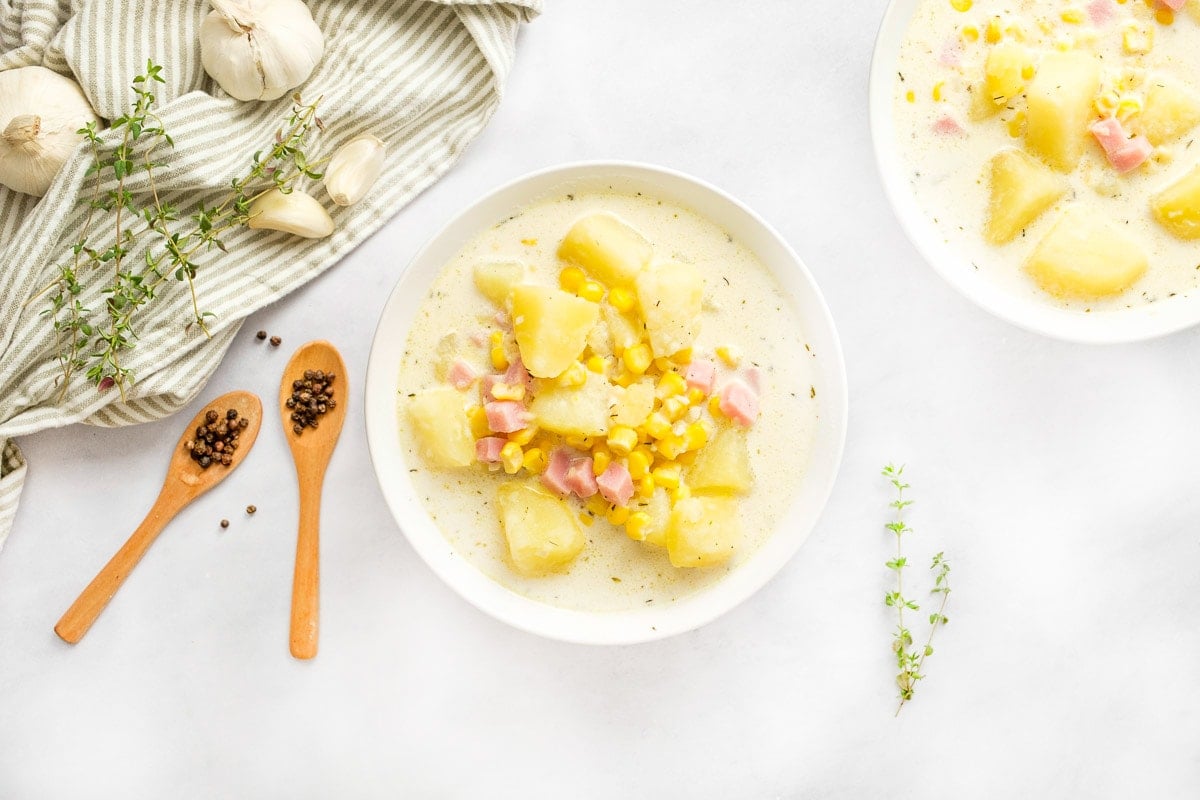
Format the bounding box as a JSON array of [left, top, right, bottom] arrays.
[[247, 188, 334, 238], [323, 134, 385, 206], [200, 0, 325, 103]]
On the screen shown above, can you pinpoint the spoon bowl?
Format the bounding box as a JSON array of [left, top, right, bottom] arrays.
[[54, 390, 263, 644]]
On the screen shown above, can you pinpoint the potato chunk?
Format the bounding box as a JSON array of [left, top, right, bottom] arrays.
[[611, 380, 655, 427], [558, 214, 653, 286], [1141, 81, 1200, 146], [528, 371, 614, 437], [1025, 51, 1101, 171], [1152, 164, 1200, 239], [408, 388, 475, 468], [666, 496, 740, 568], [687, 428, 753, 494], [511, 285, 599, 378], [985, 43, 1031, 109], [1025, 208, 1147, 298], [497, 482, 585, 575], [984, 148, 1067, 244], [635, 261, 704, 358], [473, 261, 525, 307]]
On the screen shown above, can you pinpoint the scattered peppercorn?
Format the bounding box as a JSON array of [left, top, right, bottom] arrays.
[[270, 336, 282, 347], [220, 519, 230, 529], [246, 505, 257, 515], [256, 330, 267, 340], [286, 368, 336, 436], [185, 405, 251, 469]]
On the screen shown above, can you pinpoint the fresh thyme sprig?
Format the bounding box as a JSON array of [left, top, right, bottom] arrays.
[[44, 61, 327, 399], [882, 464, 952, 716]]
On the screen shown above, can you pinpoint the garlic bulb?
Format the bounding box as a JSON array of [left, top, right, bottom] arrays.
[[199, 0, 324, 102], [323, 134, 385, 206], [247, 188, 333, 238], [0, 67, 101, 197]]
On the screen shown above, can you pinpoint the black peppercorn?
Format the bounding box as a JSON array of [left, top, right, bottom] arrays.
[[220, 519, 230, 528], [270, 336, 282, 347], [246, 505, 257, 515], [256, 330, 267, 340]]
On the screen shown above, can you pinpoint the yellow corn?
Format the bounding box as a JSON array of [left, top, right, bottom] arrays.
[[950, 0, 972, 11], [1061, 7, 1084, 24], [490, 346, 508, 371], [606, 506, 631, 526], [490, 382, 525, 401], [905, 89, 916, 104], [522, 448, 547, 473], [932, 82, 945, 102], [658, 371, 687, 398], [1021, 63, 1036, 81], [670, 348, 693, 365], [961, 25, 979, 42], [564, 434, 593, 450], [556, 360, 587, 388], [715, 345, 741, 367], [508, 425, 538, 446], [683, 422, 708, 451], [686, 387, 707, 405], [622, 343, 653, 375], [671, 485, 691, 504], [607, 426, 638, 455], [579, 511, 595, 527], [1156, 8, 1174, 25], [1006, 110, 1026, 139], [586, 495, 610, 516], [627, 448, 653, 479], [656, 434, 687, 461], [652, 357, 673, 374], [708, 395, 724, 418], [985, 16, 1003, 43], [651, 464, 681, 490], [467, 406, 490, 439], [1123, 25, 1153, 54], [643, 411, 672, 440], [579, 280, 605, 303], [625, 511, 651, 541], [663, 396, 688, 421], [500, 442, 523, 475], [613, 370, 635, 388], [559, 266, 586, 293], [676, 450, 698, 468], [586, 355, 608, 374], [637, 475, 655, 498], [608, 286, 635, 313], [520, 237, 537, 246], [1117, 95, 1143, 122], [592, 449, 611, 476], [1095, 90, 1120, 116]]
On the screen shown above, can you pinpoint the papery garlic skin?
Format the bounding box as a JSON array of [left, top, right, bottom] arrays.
[[0, 67, 101, 197], [247, 188, 334, 238], [199, 0, 324, 102], [323, 134, 385, 206]]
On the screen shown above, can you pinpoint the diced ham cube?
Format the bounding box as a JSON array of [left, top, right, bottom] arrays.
[[541, 448, 573, 495], [596, 462, 634, 507], [484, 400, 529, 433], [565, 458, 598, 499], [1087, 0, 1114, 25], [932, 116, 964, 136], [719, 379, 760, 427], [504, 358, 532, 393], [1159, 0, 1185, 10], [475, 436, 506, 464], [447, 358, 478, 391], [1090, 117, 1152, 174], [685, 359, 717, 394]]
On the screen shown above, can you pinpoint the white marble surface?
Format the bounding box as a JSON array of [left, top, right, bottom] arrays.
[[2, 2, 1198, 797]]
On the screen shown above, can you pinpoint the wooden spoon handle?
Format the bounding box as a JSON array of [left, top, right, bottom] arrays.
[[54, 489, 179, 644], [289, 481, 321, 659]]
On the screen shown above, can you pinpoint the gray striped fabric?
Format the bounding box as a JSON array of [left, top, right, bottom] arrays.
[[0, 0, 541, 550]]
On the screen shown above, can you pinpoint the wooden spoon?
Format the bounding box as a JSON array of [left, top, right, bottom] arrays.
[[55, 390, 263, 644], [280, 341, 347, 660]]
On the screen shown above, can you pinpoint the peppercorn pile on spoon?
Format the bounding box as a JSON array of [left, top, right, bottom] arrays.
[[280, 341, 347, 660], [54, 390, 263, 644]]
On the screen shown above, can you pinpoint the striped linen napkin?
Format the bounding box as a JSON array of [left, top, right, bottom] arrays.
[[0, 0, 541, 549]]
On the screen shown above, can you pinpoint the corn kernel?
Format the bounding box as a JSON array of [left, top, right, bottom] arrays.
[[522, 448, 547, 473], [625, 511, 651, 541], [520, 237, 537, 246], [670, 348, 693, 365], [607, 426, 638, 455], [905, 90, 916, 104], [1155, 8, 1174, 25], [612, 370, 635, 388], [490, 346, 508, 371], [608, 286, 635, 313], [564, 434, 593, 450], [579, 511, 595, 527], [559, 266, 586, 293], [1123, 25, 1153, 54], [1006, 110, 1026, 139], [950, 0, 972, 11], [592, 449, 611, 476], [708, 395, 724, 418], [671, 485, 691, 504], [652, 465, 681, 490], [579, 280, 605, 303], [676, 450, 698, 468], [683, 422, 708, 451], [1021, 63, 1036, 81], [658, 371, 687, 398], [715, 345, 741, 367], [932, 82, 945, 102], [643, 411, 672, 440], [489, 330, 504, 346], [586, 355, 608, 374], [491, 382, 525, 401], [622, 343, 652, 375], [467, 406, 490, 439], [652, 357, 673, 374], [656, 434, 687, 461], [627, 449, 653, 479], [1117, 96, 1143, 122], [607, 506, 631, 526], [637, 475, 655, 498], [985, 16, 1003, 43], [508, 425, 538, 446], [663, 396, 689, 422], [1061, 7, 1084, 24], [961, 25, 979, 42], [586, 495, 610, 516], [556, 360, 587, 388], [686, 387, 706, 405], [500, 442, 523, 475]]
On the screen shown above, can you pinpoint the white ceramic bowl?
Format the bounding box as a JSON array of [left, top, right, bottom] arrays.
[[364, 162, 848, 645], [870, 0, 1200, 343]]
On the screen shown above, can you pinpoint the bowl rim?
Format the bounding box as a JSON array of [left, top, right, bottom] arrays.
[[363, 159, 848, 645], [869, 0, 1200, 345]]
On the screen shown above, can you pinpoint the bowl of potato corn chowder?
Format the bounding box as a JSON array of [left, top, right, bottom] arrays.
[[872, 0, 1200, 342], [365, 162, 847, 644]]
